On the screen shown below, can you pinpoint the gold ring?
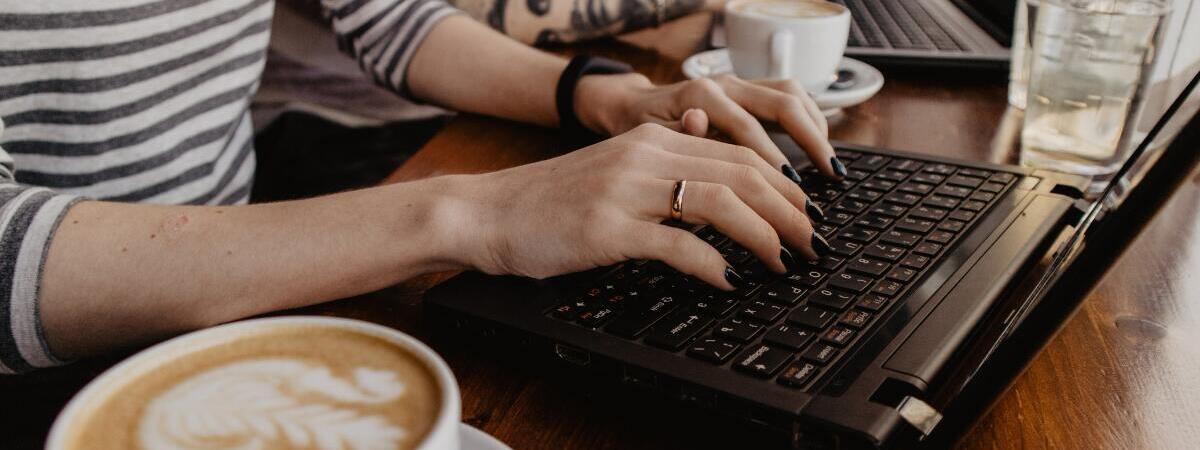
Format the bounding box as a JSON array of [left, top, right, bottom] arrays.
[[670, 180, 687, 221]]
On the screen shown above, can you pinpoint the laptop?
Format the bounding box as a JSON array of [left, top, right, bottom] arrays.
[[708, 0, 1015, 67], [425, 70, 1200, 448]]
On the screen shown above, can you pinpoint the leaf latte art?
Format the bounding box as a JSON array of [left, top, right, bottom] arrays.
[[138, 359, 409, 450]]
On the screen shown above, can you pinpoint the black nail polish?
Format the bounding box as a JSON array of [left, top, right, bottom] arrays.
[[781, 164, 803, 184], [805, 199, 826, 222], [780, 247, 796, 271], [831, 157, 847, 177], [724, 266, 744, 289], [811, 233, 832, 258]]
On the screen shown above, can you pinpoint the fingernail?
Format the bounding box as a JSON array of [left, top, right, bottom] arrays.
[[724, 266, 744, 289], [811, 233, 831, 258], [805, 199, 826, 222], [831, 157, 847, 178], [781, 164, 803, 184], [780, 247, 796, 271]]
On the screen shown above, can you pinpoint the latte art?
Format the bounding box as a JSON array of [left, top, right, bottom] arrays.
[[139, 359, 408, 450]]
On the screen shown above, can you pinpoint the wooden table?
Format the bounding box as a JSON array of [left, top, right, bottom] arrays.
[[4, 13, 1199, 450]]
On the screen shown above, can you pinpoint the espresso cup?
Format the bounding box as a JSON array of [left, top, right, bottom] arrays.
[[724, 0, 851, 93], [47, 316, 461, 450]]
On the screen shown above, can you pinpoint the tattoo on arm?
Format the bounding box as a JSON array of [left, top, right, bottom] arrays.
[[450, 0, 707, 45]]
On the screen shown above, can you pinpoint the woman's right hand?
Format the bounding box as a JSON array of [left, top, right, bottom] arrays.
[[442, 123, 829, 290]]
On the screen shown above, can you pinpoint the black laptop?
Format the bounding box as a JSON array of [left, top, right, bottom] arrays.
[[425, 71, 1200, 448]]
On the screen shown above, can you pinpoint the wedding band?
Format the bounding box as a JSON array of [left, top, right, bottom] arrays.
[[670, 180, 687, 221]]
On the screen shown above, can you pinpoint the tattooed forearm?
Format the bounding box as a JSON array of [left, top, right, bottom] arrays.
[[451, 0, 708, 45]]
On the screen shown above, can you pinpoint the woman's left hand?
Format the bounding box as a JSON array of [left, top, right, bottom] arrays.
[[575, 72, 842, 180]]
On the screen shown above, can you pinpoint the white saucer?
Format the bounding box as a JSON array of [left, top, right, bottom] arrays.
[[461, 423, 511, 450], [682, 49, 884, 114]]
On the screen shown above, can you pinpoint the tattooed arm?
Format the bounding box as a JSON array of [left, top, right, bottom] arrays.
[[451, 0, 715, 45]]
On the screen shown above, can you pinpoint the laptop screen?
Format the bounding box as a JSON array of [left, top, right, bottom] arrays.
[[954, 0, 1017, 44]]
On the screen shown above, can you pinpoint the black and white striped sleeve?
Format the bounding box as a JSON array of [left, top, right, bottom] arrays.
[[321, 0, 461, 99], [0, 119, 84, 374]]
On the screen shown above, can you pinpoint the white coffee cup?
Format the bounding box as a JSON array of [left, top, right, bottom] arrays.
[[724, 0, 851, 93], [46, 316, 462, 450]]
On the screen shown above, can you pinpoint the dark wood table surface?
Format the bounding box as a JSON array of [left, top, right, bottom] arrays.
[[4, 13, 1199, 450]]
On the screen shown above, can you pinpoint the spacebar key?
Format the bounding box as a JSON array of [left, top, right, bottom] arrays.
[[606, 295, 680, 339]]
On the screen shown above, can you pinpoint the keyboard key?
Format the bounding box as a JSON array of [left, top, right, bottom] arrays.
[[606, 294, 680, 338], [880, 230, 921, 247], [714, 318, 763, 342], [923, 163, 957, 175], [883, 192, 922, 206], [760, 282, 808, 305], [697, 227, 728, 248], [833, 199, 870, 214], [803, 343, 839, 364], [691, 295, 738, 317], [846, 188, 882, 203], [784, 269, 828, 287], [687, 337, 740, 363], [850, 154, 890, 171], [845, 169, 871, 181], [826, 210, 856, 226], [857, 294, 890, 311], [778, 361, 821, 388], [828, 272, 874, 293], [735, 345, 793, 377], [959, 168, 993, 178], [989, 172, 1015, 183], [551, 300, 591, 319], [822, 326, 856, 346], [961, 200, 987, 212], [871, 203, 908, 218], [935, 185, 973, 198], [645, 309, 713, 350], [970, 191, 997, 202], [838, 226, 879, 243], [836, 149, 863, 160], [850, 214, 891, 232], [840, 310, 873, 329], [864, 243, 906, 262], [764, 324, 817, 351], [847, 257, 890, 277], [939, 220, 967, 233], [887, 159, 923, 172], [947, 175, 984, 188], [788, 306, 836, 329], [911, 172, 946, 185], [949, 210, 977, 222], [739, 300, 786, 322], [807, 256, 844, 271], [886, 266, 918, 282], [827, 239, 863, 257], [876, 170, 909, 182], [980, 182, 1006, 193], [901, 254, 931, 269], [927, 230, 955, 244], [909, 206, 948, 221], [861, 179, 897, 192], [896, 217, 936, 233], [897, 182, 934, 195], [578, 307, 617, 328], [873, 280, 904, 297], [914, 242, 942, 256], [924, 195, 960, 209], [807, 288, 856, 310]]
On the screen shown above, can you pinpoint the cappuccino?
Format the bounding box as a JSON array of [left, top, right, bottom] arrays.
[[732, 0, 842, 18], [52, 320, 452, 450]]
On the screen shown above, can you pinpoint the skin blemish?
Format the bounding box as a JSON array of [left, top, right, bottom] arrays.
[[155, 213, 191, 241], [121, 247, 127, 253], [150, 234, 156, 239], [226, 250, 233, 256], [72, 220, 78, 225], [215, 209, 224, 214]]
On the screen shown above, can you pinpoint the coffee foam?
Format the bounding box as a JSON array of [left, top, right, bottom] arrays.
[[61, 326, 441, 450], [734, 0, 842, 18]]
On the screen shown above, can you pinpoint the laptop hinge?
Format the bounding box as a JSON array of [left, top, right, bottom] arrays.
[[897, 396, 943, 438]]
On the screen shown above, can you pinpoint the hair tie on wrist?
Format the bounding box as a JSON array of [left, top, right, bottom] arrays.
[[555, 55, 634, 144]]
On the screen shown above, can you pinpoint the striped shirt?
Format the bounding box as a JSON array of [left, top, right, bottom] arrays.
[[0, 0, 458, 374]]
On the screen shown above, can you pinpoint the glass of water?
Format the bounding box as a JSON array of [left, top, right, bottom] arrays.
[[1019, 0, 1170, 182]]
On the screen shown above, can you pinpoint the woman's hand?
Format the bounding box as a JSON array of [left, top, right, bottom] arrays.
[[574, 73, 845, 180], [443, 123, 830, 290]]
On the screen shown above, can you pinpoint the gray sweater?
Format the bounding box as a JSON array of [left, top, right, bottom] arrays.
[[0, 0, 458, 373]]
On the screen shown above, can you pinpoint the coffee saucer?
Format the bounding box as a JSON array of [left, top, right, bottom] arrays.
[[681, 49, 884, 115], [461, 423, 511, 450]]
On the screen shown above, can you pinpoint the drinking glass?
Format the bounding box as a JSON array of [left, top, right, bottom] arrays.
[[1008, 0, 1035, 109], [1019, 0, 1170, 181]]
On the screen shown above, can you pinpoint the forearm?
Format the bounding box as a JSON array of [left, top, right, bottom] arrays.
[[406, 15, 567, 127], [39, 177, 471, 359], [451, 0, 714, 45]]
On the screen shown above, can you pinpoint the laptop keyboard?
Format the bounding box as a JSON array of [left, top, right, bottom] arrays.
[[830, 0, 966, 51], [548, 149, 1016, 390]]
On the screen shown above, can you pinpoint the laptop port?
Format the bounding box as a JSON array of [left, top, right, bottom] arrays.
[[553, 343, 590, 366]]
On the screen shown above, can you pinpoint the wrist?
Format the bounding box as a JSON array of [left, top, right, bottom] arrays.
[[575, 73, 653, 136]]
